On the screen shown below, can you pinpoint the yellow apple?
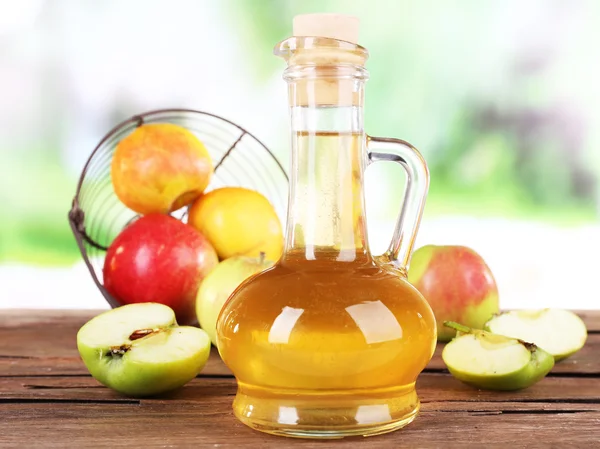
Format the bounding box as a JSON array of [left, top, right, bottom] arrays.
[[188, 187, 283, 261]]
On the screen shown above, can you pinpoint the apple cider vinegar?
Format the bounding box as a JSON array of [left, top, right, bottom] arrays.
[[217, 129, 436, 438], [218, 252, 436, 434], [217, 14, 436, 438]]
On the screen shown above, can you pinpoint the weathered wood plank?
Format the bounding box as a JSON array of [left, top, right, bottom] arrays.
[[2, 371, 597, 414], [1, 310, 599, 447], [2, 310, 599, 377], [0, 402, 598, 448], [2, 374, 599, 405], [573, 310, 600, 331], [423, 401, 599, 413]]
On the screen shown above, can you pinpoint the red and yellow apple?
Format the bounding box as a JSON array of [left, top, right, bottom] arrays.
[[103, 214, 218, 325], [111, 123, 213, 215], [408, 245, 499, 341]]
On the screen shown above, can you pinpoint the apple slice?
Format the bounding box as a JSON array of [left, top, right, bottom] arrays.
[[485, 309, 587, 361], [442, 322, 554, 391], [77, 303, 211, 397]]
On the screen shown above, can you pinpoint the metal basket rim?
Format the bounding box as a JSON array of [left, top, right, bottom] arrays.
[[67, 107, 289, 310], [73, 108, 287, 203]]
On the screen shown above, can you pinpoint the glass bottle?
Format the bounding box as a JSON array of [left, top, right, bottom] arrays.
[[217, 14, 436, 438]]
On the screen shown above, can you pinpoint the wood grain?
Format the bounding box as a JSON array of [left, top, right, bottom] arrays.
[[2, 374, 598, 414], [2, 374, 599, 405], [0, 403, 598, 448], [1, 309, 599, 447]]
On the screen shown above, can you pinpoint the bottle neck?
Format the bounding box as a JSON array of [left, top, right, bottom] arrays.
[[282, 80, 371, 264]]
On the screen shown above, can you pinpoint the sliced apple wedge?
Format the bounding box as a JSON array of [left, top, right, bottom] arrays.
[[485, 309, 587, 361], [77, 303, 211, 397], [442, 322, 554, 391]]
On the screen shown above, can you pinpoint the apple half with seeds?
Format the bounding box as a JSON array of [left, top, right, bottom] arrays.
[[485, 309, 587, 361], [77, 303, 211, 397], [442, 322, 554, 391]]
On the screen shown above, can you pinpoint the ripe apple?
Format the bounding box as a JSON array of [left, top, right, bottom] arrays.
[[408, 245, 499, 342], [485, 309, 587, 361], [111, 123, 213, 215], [442, 321, 554, 391], [103, 214, 218, 325], [188, 187, 283, 261], [196, 254, 274, 345], [77, 303, 211, 397]]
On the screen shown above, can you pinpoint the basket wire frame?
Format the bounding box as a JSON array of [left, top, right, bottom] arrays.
[[68, 109, 288, 309]]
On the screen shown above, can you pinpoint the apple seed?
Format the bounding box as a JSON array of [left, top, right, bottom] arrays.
[[129, 328, 160, 341], [107, 328, 164, 357]]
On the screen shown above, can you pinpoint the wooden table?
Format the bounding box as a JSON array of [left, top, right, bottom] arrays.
[[1, 310, 599, 448]]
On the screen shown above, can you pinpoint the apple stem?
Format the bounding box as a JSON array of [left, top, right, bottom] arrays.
[[444, 321, 473, 334], [259, 252, 266, 264]]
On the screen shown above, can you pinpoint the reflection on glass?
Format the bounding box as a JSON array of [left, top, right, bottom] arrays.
[[346, 300, 403, 344], [355, 404, 392, 424], [268, 306, 304, 344], [278, 406, 299, 425]]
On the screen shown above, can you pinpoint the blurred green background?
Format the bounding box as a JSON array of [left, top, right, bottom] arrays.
[[0, 0, 598, 309]]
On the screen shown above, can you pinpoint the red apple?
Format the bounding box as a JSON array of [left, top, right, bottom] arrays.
[[408, 245, 499, 342], [103, 214, 218, 325]]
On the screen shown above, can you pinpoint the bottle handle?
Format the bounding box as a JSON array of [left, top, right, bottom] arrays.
[[366, 136, 430, 276]]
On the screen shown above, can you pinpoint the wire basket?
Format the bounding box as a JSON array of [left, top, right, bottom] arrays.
[[68, 108, 288, 309]]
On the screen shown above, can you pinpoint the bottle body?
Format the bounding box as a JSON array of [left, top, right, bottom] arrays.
[[217, 252, 435, 436]]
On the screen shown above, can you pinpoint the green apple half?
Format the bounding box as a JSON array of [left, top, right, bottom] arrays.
[[442, 322, 554, 391], [485, 309, 587, 361], [77, 303, 211, 397]]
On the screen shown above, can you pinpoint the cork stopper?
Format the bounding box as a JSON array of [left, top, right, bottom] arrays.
[[278, 14, 367, 107], [293, 13, 359, 44]]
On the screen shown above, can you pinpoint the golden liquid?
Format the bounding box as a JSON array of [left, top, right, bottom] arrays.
[[216, 131, 436, 438]]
